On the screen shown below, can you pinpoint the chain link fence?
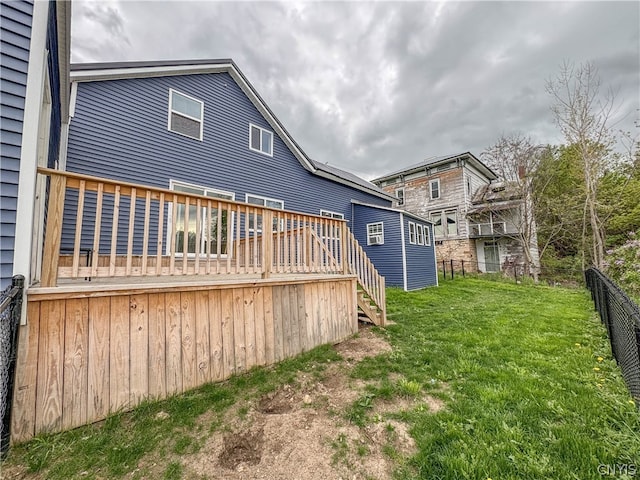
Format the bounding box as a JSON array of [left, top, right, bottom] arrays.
[[585, 268, 640, 403], [0, 275, 24, 459]]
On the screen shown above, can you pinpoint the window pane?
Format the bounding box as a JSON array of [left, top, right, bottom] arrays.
[[446, 211, 457, 235], [250, 126, 261, 150], [431, 213, 443, 237], [246, 195, 265, 206], [170, 113, 201, 139], [265, 199, 283, 209], [262, 131, 272, 154], [172, 92, 202, 119], [173, 184, 204, 195]]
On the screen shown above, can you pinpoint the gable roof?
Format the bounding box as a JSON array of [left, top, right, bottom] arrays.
[[69, 59, 392, 201], [371, 152, 498, 184]]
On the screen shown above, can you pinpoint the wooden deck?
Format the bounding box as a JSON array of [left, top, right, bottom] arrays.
[[12, 275, 357, 442]]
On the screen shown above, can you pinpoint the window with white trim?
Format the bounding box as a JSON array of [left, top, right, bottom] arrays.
[[424, 225, 431, 246], [320, 210, 344, 219], [367, 222, 384, 245], [429, 178, 440, 199], [246, 193, 284, 231], [408, 222, 416, 244], [430, 209, 457, 238], [417, 224, 425, 245], [168, 89, 203, 140], [168, 180, 234, 255], [395, 187, 405, 206], [249, 124, 273, 156]]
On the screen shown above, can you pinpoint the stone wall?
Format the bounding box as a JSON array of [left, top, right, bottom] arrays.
[[435, 238, 478, 270]]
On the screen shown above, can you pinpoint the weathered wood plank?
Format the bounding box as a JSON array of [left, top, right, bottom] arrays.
[[281, 285, 292, 358], [180, 292, 197, 391], [289, 284, 300, 355], [297, 284, 307, 352], [317, 282, 327, 345], [11, 302, 40, 442], [129, 294, 149, 404], [87, 296, 110, 421], [208, 290, 224, 381], [272, 286, 283, 361], [327, 282, 336, 343], [148, 293, 166, 399], [165, 292, 182, 395], [62, 298, 88, 430], [195, 290, 211, 384], [243, 288, 256, 370], [36, 300, 65, 432], [109, 296, 130, 412], [220, 289, 235, 378], [233, 290, 246, 373], [304, 282, 315, 350], [254, 287, 266, 366], [263, 286, 275, 365]]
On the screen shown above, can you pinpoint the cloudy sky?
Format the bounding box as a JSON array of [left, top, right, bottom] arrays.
[[71, 1, 639, 180]]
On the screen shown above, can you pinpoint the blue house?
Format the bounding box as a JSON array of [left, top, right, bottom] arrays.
[[0, 0, 70, 290], [62, 59, 437, 293]]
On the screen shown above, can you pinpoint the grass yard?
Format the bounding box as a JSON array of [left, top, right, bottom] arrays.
[[2, 278, 639, 479]]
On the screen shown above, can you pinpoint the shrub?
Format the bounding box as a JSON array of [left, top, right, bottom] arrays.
[[604, 232, 640, 302]]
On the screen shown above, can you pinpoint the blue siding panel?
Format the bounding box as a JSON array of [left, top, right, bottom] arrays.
[[65, 73, 391, 253], [352, 204, 404, 288], [0, 0, 33, 289], [404, 216, 437, 290]]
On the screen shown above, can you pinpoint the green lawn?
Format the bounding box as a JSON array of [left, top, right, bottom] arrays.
[[3, 278, 639, 479]]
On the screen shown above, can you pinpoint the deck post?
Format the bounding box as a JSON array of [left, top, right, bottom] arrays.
[[262, 210, 273, 279], [341, 222, 349, 274], [41, 173, 66, 287]]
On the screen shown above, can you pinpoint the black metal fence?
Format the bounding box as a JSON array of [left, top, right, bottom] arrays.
[[585, 268, 640, 403], [439, 259, 582, 285], [0, 275, 24, 459]]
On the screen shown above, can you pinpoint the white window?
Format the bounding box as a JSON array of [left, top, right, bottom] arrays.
[[168, 180, 234, 255], [430, 212, 443, 238], [429, 179, 440, 199], [320, 210, 344, 219], [408, 222, 416, 244], [168, 89, 203, 141], [367, 222, 384, 245], [249, 124, 273, 156], [424, 225, 431, 246], [395, 187, 405, 206], [246, 193, 284, 231], [429, 209, 457, 238], [416, 224, 425, 245]]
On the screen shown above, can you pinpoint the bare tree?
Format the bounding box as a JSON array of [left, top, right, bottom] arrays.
[[480, 133, 543, 280], [546, 61, 617, 269]]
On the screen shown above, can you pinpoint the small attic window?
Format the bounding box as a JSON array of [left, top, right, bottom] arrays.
[[168, 89, 203, 141]]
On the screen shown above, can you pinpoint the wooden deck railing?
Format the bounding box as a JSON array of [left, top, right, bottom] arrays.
[[38, 168, 347, 286], [346, 231, 386, 321]]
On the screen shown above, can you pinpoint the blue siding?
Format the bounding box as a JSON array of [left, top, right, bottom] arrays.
[[352, 204, 404, 288], [45, 0, 61, 168], [64, 73, 391, 253], [0, 0, 33, 289], [404, 216, 437, 290]]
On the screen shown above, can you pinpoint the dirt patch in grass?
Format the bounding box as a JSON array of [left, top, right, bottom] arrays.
[[179, 325, 420, 479]]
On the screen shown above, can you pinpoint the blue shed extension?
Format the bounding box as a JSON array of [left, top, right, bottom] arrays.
[[352, 201, 437, 291]]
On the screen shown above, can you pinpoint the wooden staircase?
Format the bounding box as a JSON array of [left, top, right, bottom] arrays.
[[346, 231, 387, 326]]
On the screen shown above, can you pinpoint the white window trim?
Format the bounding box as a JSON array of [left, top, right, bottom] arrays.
[[417, 224, 425, 245], [430, 178, 440, 200], [245, 193, 284, 232], [424, 225, 431, 246], [249, 123, 274, 157], [366, 222, 384, 246], [166, 179, 235, 256], [320, 209, 344, 219], [168, 88, 204, 141], [408, 222, 416, 244], [395, 187, 405, 206]]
